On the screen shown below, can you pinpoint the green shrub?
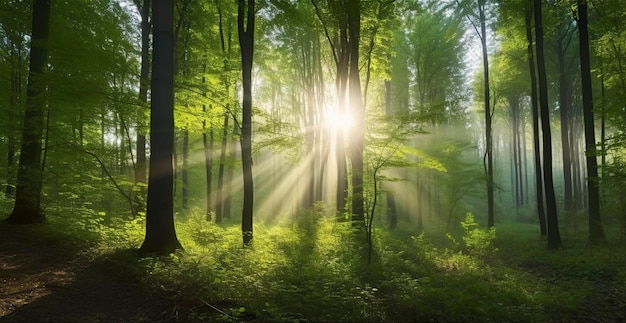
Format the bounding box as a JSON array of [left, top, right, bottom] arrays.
[[460, 213, 498, 260]]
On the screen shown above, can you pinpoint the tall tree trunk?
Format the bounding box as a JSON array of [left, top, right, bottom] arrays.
[[479, 3, 494, 228], [7, 0, 51, 224], [134, 0, 148, 216], [204, 126, 214, 218], [577, 1, 606, 244], [139, 0, 183, 256], [534, 0, 562, 248], [238, 0, 255, 245], [348, 2, 364, 225]]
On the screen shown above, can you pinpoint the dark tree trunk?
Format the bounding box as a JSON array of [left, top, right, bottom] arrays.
[[577, 1, 606, 244], [348, 2, 364, 225], [534, 0, 562, 248], [139, 0, 183, 256], [479, 3, 494, 228], [238, 0, 255, 245], [7, 0, 51, 224]]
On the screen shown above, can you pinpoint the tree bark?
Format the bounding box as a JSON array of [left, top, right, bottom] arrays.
[[7, 0, 51, 224], [577, 1, 606, 244], [478, 3, 494, 228], [139, 0, 183, 256], [238, 0, 255, 245], [534, 0, 562, 248], [526, 6, 547, 236]]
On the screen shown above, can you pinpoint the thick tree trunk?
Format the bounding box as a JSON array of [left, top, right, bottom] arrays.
[[238, 0, 255, 245], [534, 0, 562, 248], [348, 2, 364, 225], [139, 0, 183, 256], [7, 0, 51, 224], [577, 1, 606, 244]]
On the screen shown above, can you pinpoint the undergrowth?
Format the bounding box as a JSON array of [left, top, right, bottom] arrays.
[[3, 202, 626, 322]]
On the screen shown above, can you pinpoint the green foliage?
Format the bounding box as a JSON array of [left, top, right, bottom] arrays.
[[460, 213, 498, 259]]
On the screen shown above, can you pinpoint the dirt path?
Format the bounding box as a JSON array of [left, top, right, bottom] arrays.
[[0, 228, 189, 322]]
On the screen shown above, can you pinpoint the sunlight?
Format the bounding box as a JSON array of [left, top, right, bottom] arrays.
[[327, 108, 353, 130]]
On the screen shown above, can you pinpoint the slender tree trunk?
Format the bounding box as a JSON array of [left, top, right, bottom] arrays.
[[139, 0, 183, 256], [577, 1, 606, 244], [203, 125, 214, 219], [479, 3, 494, 228], [7, 0, 51, 224], [535, 0, 562, 248], [238, 0, 255, 245]]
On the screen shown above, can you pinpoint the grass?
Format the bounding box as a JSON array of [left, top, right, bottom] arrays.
[[3, 201, 626, 322]]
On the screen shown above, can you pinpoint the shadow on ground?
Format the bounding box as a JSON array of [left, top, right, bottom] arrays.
[[0, 223, 192, 322]]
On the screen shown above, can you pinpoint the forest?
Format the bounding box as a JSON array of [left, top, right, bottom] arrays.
[[1, 0, 626, 321]]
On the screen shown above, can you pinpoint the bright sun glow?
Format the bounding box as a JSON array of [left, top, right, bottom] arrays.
[[327, 109, 353, 130]]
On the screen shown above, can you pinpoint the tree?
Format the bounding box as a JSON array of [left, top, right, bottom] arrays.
[[238, 0, 255, 245], [524, 4, 547, 236], [534, 0, 562, 248], [139, 0, 183, 256], [457, 0, 494, 227], [347, 0, 365, 224], [6, 0, 51, 224], [575, 0, 606, 244]]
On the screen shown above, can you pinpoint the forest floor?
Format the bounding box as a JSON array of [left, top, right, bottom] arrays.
[[0, 224, 202, 322], [2, 217, 626, 322]]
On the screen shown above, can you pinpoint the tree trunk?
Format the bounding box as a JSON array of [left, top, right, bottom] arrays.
[[7, 0, 51, 224], [238, 0, 255, 245], [577, 1, 606, 244], [479, 3, 494, 228], [203, 105, 214, 221], [139, 0, 183, 256], [134, 0, 149, 216], [534, 0, 562, 248]]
